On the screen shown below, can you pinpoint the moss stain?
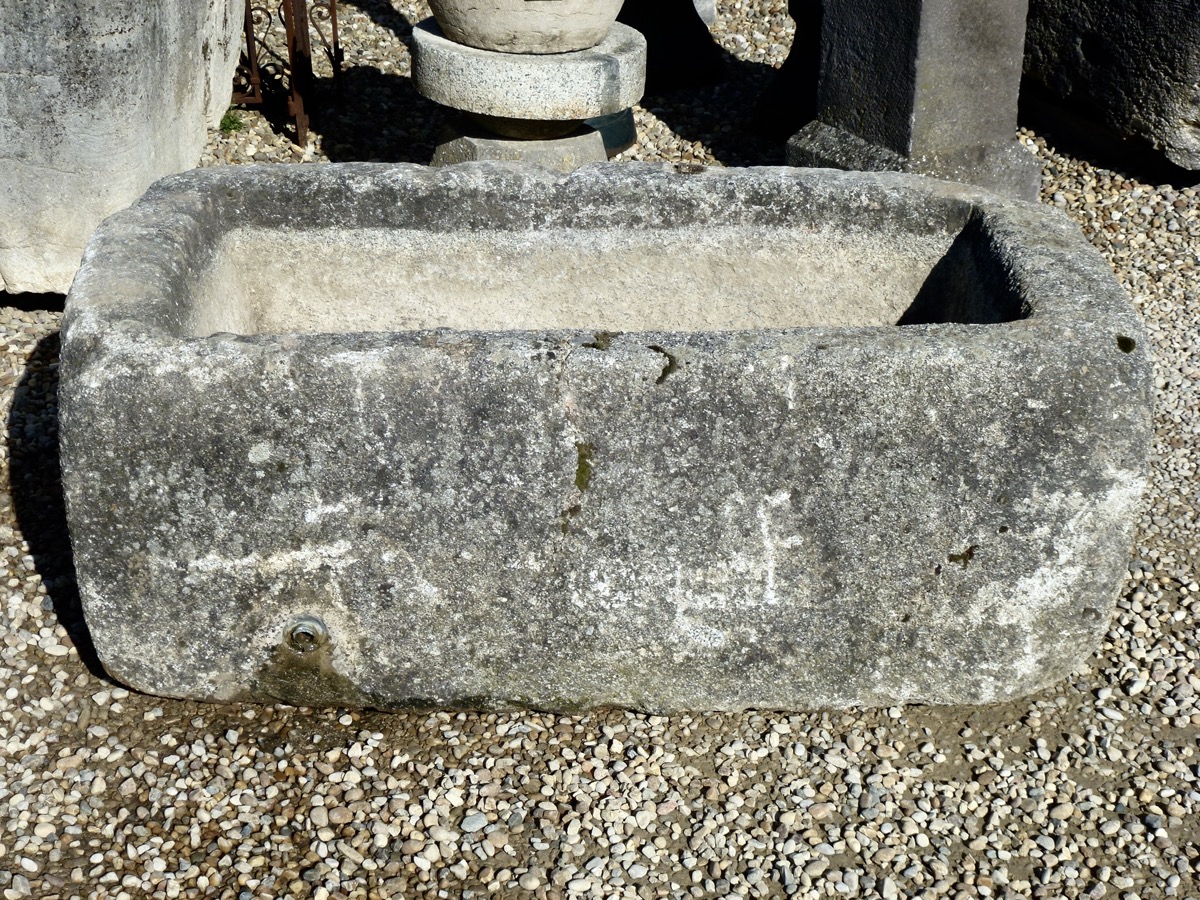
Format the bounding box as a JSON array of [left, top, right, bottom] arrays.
[[584, 331, 619, 351], [558, 443, 596, 535], [948, 545, 978, 568], [253, 642, 379, 708], [575, 442, 594, 492]]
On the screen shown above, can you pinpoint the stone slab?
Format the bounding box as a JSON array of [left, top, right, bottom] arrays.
[[1023, 0, 1200, 170], [432, 125, 607, 172], [788, 121, 1043, 202], [0, 0, 242, 294], [412, 19, 646, 122], [788, 0, 1040, 200], [60, 162, 1152, 713]]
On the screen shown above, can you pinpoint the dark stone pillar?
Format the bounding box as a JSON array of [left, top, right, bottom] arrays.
[[787, 0, 1040, 199]]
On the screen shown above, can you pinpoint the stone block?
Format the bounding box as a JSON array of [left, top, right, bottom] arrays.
[[61, 162, 1152, 712], [1023, 0, 1200, 170], [412, 19, 646, 123], [432, 124, 607, 172], [0, 0, 242, 294], [787, 0, 1041, 200]]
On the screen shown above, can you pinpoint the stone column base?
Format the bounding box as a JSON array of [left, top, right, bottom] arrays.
[[788, 121, 1042, 201]]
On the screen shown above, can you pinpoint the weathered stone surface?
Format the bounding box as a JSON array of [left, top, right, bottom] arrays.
[[412, 20, 646, 123], [787, 0, 1041, 200], [1023, 0, 1200, 170], [61, 162, 1152, 713], [427, 0, 624, 54], [0, 0, 242, 294], [432, 124, 607, 171]]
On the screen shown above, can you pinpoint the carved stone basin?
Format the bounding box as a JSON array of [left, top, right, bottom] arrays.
[[60, 162, 1152, 712]]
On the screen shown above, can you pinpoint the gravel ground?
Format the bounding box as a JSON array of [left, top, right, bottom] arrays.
[[2, 2, 1199, 899]]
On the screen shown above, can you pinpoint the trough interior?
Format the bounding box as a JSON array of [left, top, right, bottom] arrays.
[[192, 219, 1023, 337]]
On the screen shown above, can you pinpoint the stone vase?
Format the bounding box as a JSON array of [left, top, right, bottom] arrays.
[[427, 0, 625, 53]]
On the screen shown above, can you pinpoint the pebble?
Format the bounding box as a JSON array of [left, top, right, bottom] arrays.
[[1, 4, 1197, 900], [518, 873, 541, 890], [461, 812, 488, 833], [327, 806, 353, 825]]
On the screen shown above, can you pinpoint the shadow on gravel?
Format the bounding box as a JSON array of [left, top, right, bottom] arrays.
[[339, 0, 417, 45], [638, 48, 792, 168], [0, 291, 65, 313], [7, 331, 107, 680], [312, 67, 446, 163], [1020, 90, 1200, 188], [229, 0, 443, 159]]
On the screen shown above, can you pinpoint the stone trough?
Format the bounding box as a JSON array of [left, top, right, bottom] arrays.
[[60, 163, 1152, 712]]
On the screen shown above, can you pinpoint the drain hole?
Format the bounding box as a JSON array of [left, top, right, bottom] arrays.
[[1116, 335, 1136, 353], [287, 615, 328, 653]]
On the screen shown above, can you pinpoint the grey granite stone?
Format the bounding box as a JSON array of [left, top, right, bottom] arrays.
[[412, 19, 646, 124], [787, 0, 1041, 200], [431, 124, 607, 171], [1024, 0, 1200, 170], [60, 162, 1152, 713], [0, 0, 242, 293]]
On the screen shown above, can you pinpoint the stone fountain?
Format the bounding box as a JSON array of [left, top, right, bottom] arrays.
[[412, 0, 647, 170]]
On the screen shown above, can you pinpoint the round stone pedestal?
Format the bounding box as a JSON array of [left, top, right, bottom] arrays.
[[413, 20, 646, 124], [414, 18, 645, 170]]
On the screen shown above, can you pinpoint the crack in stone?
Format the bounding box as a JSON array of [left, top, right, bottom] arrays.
[[648, 344, 678, 385]]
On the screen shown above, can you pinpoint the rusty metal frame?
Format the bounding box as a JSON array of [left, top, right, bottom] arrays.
[[232, 0, 342, 145]]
